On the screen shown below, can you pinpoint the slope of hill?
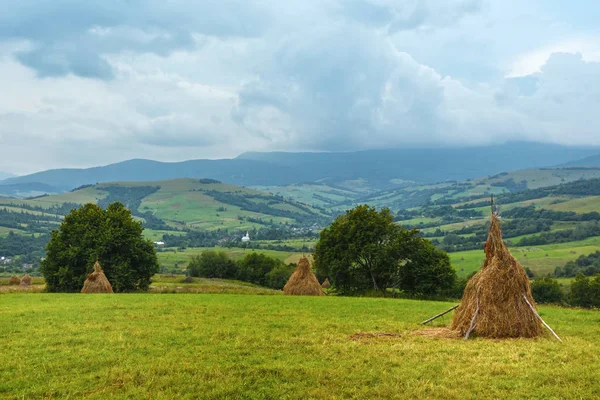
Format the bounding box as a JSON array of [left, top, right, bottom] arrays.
[[239, 142, 599, 187], [347, 167, 600, 211], [0, 179, 329, 235], [0, 171, 15, 180], [3, 142, 598, 194], [559, 154, 600, 167], [0, 159, 305, 192]]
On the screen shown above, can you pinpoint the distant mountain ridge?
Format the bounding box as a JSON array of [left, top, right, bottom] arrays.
[[0, 171, 16, 180], [2, 142, 599, 194], [559, 154, 600, 167]]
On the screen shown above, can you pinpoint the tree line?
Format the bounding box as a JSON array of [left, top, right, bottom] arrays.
[[186, 251, 295, 290], [531, 275, 600, 308]]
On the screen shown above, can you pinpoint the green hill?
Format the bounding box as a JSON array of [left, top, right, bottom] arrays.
[[0, 179, 330, 237]]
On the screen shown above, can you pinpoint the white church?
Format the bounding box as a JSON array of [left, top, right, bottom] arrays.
[[242, 232, 250, 243]]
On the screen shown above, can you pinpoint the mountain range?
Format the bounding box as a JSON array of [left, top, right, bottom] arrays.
[[1, 142, 599, 197]]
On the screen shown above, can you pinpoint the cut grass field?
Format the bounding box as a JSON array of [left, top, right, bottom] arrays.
[[1, 293, 598, 399]]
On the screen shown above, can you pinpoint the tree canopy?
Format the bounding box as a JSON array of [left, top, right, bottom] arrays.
[[314, 205, 455, 296], [41, 202, 159, 292]]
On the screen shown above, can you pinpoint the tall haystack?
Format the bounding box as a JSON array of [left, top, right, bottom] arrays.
[[20, 274, 32, 287], [450, 210, 543, 338], [283, 256, 323, 296], [9, 275, 20, 285], [321, 278, 331, 289], [81, 261, 114, 294]]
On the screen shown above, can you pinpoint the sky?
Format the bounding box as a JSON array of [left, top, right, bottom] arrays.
[[1, 0, 600, 175]]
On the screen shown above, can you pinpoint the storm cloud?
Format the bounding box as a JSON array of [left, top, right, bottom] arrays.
[[1, 0, 600, 174]]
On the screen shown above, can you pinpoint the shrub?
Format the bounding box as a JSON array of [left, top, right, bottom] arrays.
[[531, 277, 565, 304]]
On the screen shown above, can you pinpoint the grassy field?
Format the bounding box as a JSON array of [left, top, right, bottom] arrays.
[[451, 237, 600, 277], [1, 293, 598, 399]]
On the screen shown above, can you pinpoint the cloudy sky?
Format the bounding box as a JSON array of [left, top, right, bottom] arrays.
[[1, 0, 600, 174]]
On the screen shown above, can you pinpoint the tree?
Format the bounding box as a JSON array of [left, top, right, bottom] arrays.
[[531, 277, 565, 304], [187, 250, 237, 279], [41, 203, 159, 292], [314, 205, 456, 295], [237, 253, 284, 287], [266, 263, 296, 290], [569, 274, 600, 308], [395, 239, 456, 297]]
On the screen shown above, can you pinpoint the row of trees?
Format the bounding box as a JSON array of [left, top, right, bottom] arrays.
[[187, 251, 295, 290], [555, 251, 600, 277], [531, 275, 600, 308]]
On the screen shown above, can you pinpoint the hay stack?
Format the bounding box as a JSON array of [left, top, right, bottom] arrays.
[[283, 257, 323, 296], [20, 274, 32, 287], [81, 261, 114, 293], [321, 278, 331, 289], [9, 275, 20, 285], [451, 212, 543, 338]]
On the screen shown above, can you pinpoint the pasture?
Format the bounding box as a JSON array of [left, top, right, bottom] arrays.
[[451, 237, 600, 277], [1, 293, 598, 399]]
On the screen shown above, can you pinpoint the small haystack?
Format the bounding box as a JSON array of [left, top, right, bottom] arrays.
[[9, 275, 20, 285], [321, 278, 331, 289], [450, 206, 544, 339], [81, 261, 114, 294], [283, 256, 323, 296], [20, 274, 32, 287]]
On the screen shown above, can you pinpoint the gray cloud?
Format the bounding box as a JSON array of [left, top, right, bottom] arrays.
[[1, 0, 269, 79], [1, 0, 600, 174]]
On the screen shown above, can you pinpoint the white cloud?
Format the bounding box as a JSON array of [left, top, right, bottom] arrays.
[[1, 0, 600, 174]]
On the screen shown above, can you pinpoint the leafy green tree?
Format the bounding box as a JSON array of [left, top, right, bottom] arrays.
[[395, 239, 456, 297], [531, 277, 565, 304], [266, 263, 296, 290], [237, 253, 284, 287], [569, 274, 600, 308], [41, 203, 159, 292], [314, 205, 456, 295], [186, 250, 237, 279]]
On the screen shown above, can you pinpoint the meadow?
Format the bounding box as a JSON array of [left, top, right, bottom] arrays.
[[1, 293, 598, 399], [451, 236, 600, 277]]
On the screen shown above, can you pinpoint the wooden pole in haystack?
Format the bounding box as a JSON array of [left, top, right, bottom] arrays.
[[421, 196, 561, 341]]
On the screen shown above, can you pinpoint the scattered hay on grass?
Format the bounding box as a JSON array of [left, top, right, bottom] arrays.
[[413, 328, 461, 339], [283, 256, 323, 296], [81, 261, 114, 294]]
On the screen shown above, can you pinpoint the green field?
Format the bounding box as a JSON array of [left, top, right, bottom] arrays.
[[1, 293, 598, 399], [451, 237, 600, 277]]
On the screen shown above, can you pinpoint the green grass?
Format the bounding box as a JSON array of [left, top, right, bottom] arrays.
[[1, 293, 598, 399], [451, 236, 600, 277], [0, 226, 28, 237], [142, 229, 186, 242], [546, 196, 600, 213]]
